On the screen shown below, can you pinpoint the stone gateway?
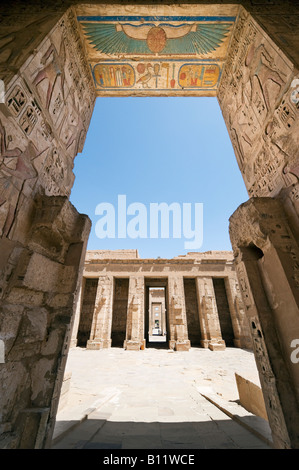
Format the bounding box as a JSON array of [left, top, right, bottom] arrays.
[[0, 0, 298, 450]]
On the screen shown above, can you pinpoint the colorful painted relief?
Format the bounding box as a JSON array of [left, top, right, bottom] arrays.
[[179, 64, 220, 88], [80, 20, 233, 56], [92, 61, 221, 91], [79, 16, 234, 94], [93, 64, 135, 88]]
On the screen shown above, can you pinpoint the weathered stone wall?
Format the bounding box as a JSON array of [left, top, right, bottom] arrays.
[[229, 198, 299, 449], [0, 8, 95, 448], [0, 196, 91, 448]]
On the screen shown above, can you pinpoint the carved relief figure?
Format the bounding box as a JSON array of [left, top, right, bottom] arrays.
[[56, 88, 86, 158], [245, 43, 287, 113], [0, 16, 54, 71], [0, 119, 38, 236], [32, 40, 66, 110]]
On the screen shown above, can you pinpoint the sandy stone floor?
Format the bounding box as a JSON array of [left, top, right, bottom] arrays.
[[52, 347, 271, 449]]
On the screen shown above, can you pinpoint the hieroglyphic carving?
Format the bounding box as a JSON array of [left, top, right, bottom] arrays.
[[6, 85, 27, 117], [230, 197, 299, 448], [219, 9, 298, 198], [0, 7, 96, 240], [125, 276, 145, 349], [39, 147, 72, 197], [87, 275, 114, 349], [250, 314, 290, 447]]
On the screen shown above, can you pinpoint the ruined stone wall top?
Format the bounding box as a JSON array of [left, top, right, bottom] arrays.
[[85, 249, 234, 264], [85, 250, 140, 260], [83, 250, 236, 278]]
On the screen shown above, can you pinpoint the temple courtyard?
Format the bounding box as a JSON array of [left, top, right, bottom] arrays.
[[52, 346, 272, 449]]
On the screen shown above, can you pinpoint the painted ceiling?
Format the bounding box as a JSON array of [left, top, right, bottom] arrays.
[[76, 9, 237, 96]]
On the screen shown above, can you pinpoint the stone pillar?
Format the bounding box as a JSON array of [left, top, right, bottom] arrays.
[[124, 276, 145, 351], [196, 277, 225, 351], [86, 275, 114, 350], [224, 276, 245, 348], [195, 277, 209, 349], [168, 276, 190, 351], [70, 278, 85, 348], [229, 197, 299, 449]]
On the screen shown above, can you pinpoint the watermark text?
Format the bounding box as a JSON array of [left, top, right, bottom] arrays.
[[95, 195, 203, 250]]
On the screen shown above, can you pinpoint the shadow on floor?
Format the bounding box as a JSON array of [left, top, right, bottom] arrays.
[[52, 417, 271, 450], [146, 341, 169, 349]]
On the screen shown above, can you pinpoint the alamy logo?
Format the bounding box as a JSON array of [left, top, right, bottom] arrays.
[[0, 339, 4, 363], [290, 339, 299, 364], [95, 195, 203, 249], [0, 80, 5, 103]]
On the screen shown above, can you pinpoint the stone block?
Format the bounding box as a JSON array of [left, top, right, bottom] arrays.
[[86, 340, 102, 350], [208, 341, 226, 351], [17, 407, 50, 449], [6, 287, 44, 306], [19, 308, 48, 344], [40, 329, 62, 356], [125, 341, 141, 351], [58, 372, 72, 412], [175, 341, 190, 351], [235, 373, 268, 421]]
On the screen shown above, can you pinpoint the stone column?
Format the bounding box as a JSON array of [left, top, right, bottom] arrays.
[[196, 277, 225, 351], [124, 276, 145, 351], [86, 275, 114, 350], [70, 278, 85, 348], [168, 276, 190, 351], [229, 197, 299, 449], [224, 276, 243, 348]]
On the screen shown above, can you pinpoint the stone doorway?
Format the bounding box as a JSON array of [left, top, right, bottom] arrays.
[[145, 279, 169, 348], [111, 278, 130, 348], [77, 278, 99, 347], [213, 278, 235, 347], [184, 278, 202, 347]]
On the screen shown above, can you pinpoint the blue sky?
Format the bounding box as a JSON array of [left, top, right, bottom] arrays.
[[70, 97, 248, 259]]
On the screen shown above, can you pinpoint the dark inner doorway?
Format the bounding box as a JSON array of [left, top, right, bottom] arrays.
[[184, 278, 201, 346], [77, 278, 98, 347], [145, 279, 168, 349], [111, 278, 129, 347], [213, 278, 235, 347]]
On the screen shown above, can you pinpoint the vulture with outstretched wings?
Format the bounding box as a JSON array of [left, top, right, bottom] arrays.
[[80, 22, 232, 55]]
